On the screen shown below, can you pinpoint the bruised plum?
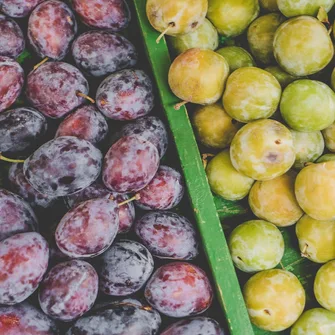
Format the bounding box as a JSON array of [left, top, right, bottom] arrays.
[[28, 0, 77, 60], [0, 232, 49, 305], [0, 189, 38, 241], [96, 69, 154, 121], [71, 0, 131, 31], [98, 240, 154, 296], [0, 107, 47, 154], [0, 57, 24, 113], [55, 105, 108, 145], [23, 136, 102, 197], [39, 260, 98, 321], [72, 31, 137, 77], [135, 211, 199, 260], [0, 0, 44, 17], [145, 262, 213, 317], [26, 62, 89, 119]]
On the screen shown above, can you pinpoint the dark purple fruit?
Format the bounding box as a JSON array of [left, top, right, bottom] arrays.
[[23, 136, 102, 197], [0, 0, 44, 18], [72, 30, 137, 77], [55, 105, 108, 145], [26, 62, 89, 119], [0, 56, 24, 113], [0, 188, 38, 241], [0, 14, 25, 58], [28, 0, 77, 60], [0, 107, 47, 154], [71, 0, 131, 31], [96, 69, 154, 121], [98, 239, 154, 296]]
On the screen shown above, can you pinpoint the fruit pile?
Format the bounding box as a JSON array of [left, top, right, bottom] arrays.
[[146, 0, 335, 333], [0, 0, 225, 334]]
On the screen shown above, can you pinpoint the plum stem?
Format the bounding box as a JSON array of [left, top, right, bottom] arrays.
[[301, 243, 309, 257], [279, 261, 285, 270], [0, 153, 25, 163], [76, 91, 95, 104], [118, 194, 141, 207], [66, 16, 73, 25], [174, 101, 188, 110], [33, 57, 49, 70], [156, 23, 174, 44], [202, 153, 215, 169]]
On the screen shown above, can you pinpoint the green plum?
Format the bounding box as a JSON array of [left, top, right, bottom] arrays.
[[216, 46, 255, 73], [228, 220, 284, 273], [243, 269, 306, 331], [207, 0, 259, 37], [314, 260, 335, 312], [168, 48, 229, 105], [291, 130, 324, 169], [168, 19, 219, 55], [291, 308, 335, 335], [247, 13, 286, 65], [295, 161, 335, 221], [331, 68, 335, 91], [280, 80, 335, 132], [323, 122, 335, 152], [230, 119, 295, 181], [277, 0, 335, 17], [206, 150, 254, 201], [249, 171, 303, 227], [296, 215, 335, 264], [192, 103, 239, 149], [317, 154, 335, 163], [273, 16, 334, 76], [265, 66, 301, 88], [222, 67, 281, 122], [259, 0, 279, 12]]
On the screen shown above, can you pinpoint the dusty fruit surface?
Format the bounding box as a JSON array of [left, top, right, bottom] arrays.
[[280, 80, 335, 132], [135, 211, 199, 260], [206, 150, 254, 201], [295, 161, 335, 220], [168, 48, 229, 105], [249, 171, 303, 227], [273, 16, 334, 76], [229, 220, 284, 273], [230, 119, 295, 180], [145, 262, 213, 317], [0, 0, 44, 17], [146, 0, 208, 36], [207, 0, 259, 37], [192, 103, 239, 149], [323, 122, 335, 152], [0, 232, 49, 305], [39, 260, 98, 321], [296, 215, 335, 264], [243, 269, 305, 331], [264, 65, 300, 88], [222, 67, 281, 122], [277, 0, 335, 17]]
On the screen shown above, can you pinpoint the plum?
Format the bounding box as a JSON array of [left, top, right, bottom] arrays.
[[249, 171, 303, 227], [277, 0, 335, 17], [243, 269, 305, 331], [222, 67, 281, 122], [71, 0, 131, 31], [331, 68, 335, 91], [0, 57, 24, 113], [136, 165, 184, 210], [264, 65, 301, 88], [192, 103, 239, 149], [56, 198, 119, 258], [259, 0, 278, 11], [0, 232, 49, 305], [280, 80, 335, 132], [23, 136, 102, 197], [230, 119, 295, 180], [103, 135, 159, 193], [322, 122, 335, 152], [145, 262, 213, 317], [55, 105, 108, 145], [0, 0, 44, 17], [273, 16, 334, 76], [96, 69, 154, 121], [98, 240, 154, 296], [0, 302, 59, 334], [72, 31, 137, 77], [317, 154, 335, 163], [0, 188, 38, 241], [168, 49, 229, 105], [26, 62, 89, 119], [0, 107, 47, 155], [206, 150, 254, 201], [135, 211, 199, 260], [0, 14, 25, 58], [39, 260, 98, 321], [207, 0, 259, 37]]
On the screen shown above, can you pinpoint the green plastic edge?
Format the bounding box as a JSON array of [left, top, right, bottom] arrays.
[[133, 1, 254, 334]]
